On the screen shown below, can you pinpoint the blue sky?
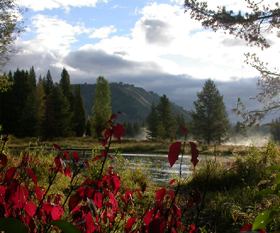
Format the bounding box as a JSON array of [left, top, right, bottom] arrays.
[[7, 0, 280, 123]]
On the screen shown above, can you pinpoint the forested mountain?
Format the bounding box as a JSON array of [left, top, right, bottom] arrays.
[[78, 82, 191, 123]]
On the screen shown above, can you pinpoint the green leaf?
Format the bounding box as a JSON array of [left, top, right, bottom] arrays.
[[263, 123, 280, 127], [47, 220, 81, 233], [257, 189, 276, 195], [0, 218, 28, 233], [272, 204, 280, 211], [252, 210, 276, 231], [267, 165, 280, 170], [275, 173, 280, 184]]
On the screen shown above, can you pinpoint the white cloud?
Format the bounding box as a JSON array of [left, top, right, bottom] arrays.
[[89, 26, 117, 39], [20, 14, 90, 57], [17, 0, 108, 11]]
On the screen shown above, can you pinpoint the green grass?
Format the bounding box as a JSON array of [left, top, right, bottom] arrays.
[[180, 141, 280, 232]]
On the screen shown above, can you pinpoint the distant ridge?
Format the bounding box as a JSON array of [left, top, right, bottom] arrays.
[[77, 82, 191, 123]]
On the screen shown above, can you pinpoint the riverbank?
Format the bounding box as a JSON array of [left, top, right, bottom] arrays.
[[4, 135, 268, 156]]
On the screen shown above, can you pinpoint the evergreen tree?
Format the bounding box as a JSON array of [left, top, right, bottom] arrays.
[[85, 117, 93, 137], [191, 79, 230, 145], [59, 68, 75, 133], [91, 76, 111, 136], [73, 85, 86, 137], [175, 114, 187, 138], [146, 102, 159, 140], [18, 67, 38, 137], [37, 76, 46, 137], [43, 70, 53, 96], [50, 84, 72, 137], [157, 94, 178, 140]]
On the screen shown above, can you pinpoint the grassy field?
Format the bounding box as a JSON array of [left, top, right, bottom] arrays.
[[5, 135, 267, 155]]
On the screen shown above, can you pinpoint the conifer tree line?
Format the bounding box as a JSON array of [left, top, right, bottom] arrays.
[[146, 94, 188, 141], [0, 67, 86, 139]]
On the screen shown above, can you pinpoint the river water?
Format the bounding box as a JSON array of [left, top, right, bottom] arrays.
[[93, 153, 235, 184]]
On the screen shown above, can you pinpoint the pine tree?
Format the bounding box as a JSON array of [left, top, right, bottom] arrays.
[[91, 76, 111, 136], [59, 68, 75, 133], [50, 84, 72, 137], [43, 70, 53, 96], [157, 94, 178, 140], [73, 85, 86, 137], [146, 102, 159, 140], [175, 114, 187, 139], [37, 76, 46, 137], [85, 117, 93, 137], [191, 79, 230, 145], [18, 67, 38, 137]]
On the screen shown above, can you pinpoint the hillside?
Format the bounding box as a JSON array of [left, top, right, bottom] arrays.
[[78, 82, 191, 123]]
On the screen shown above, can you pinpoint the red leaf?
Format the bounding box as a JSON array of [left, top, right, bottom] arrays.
[[189, 142, 199, 167], [72, 152, 79, 163], [25, 201, 37, 217], [156, 188, 166, 203], [115, 123, 125, 136], [0, 153, 7, 167], [240, 224, 252, 232], [117, 111, 125, 115], [35, 186, 42, 202], [53, 143, 61, 151], [135, 189, 142, 199], [84, 159, 90, 170], [26, 168, 37, 186], [5, 167, 17, 184], [63, 151, 69, 160], [110, 113, 117, 120], [168, 142, 182, 168], [125, 217, 137, 233], [144, 210, 153, 226], [180, 125, 187, 134], [51, 206, 63, 220], [94, 192, 103, 209], [169, 179, 176, 185], [148, 218, 165, 233], [69, 194, 82, 212]]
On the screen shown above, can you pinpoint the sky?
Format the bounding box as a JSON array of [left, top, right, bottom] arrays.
[[6, 0, 280, 123]]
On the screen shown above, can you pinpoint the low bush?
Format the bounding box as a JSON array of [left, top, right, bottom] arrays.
[[0, 113, 199, 233]]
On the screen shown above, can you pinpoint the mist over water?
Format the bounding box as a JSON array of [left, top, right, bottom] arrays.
[[225, 133, 272, 147]]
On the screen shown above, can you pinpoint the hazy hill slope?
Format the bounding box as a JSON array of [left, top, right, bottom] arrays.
[[78, 82, 191, 123]]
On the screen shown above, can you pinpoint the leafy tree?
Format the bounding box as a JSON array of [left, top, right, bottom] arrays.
[[73, 85, 86, 137], [146, 102, 159, 140], [157, 94, 178, 140], [269, 117, 280, 142], [0, 0, 25, 90], [184, 0, 280, 124], [91, 76, 111, 137], [191, 79, 230, 145]]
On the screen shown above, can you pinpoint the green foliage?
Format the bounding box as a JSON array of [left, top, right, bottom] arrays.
[[0, 218, 28, 233], [191, 79, 230, 145], [73, 85, 86, 137], [146, 102, 158, 140], [146, 95, 179, 141], [184, 142, 280, 232], [0, 0, 25, 70], [48, 220, 81, 233], [91, 76, 111, 136]]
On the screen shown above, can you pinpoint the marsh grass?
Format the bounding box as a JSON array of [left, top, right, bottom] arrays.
[[5, 136, 268, 156], [181, 142, 280, 232]]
